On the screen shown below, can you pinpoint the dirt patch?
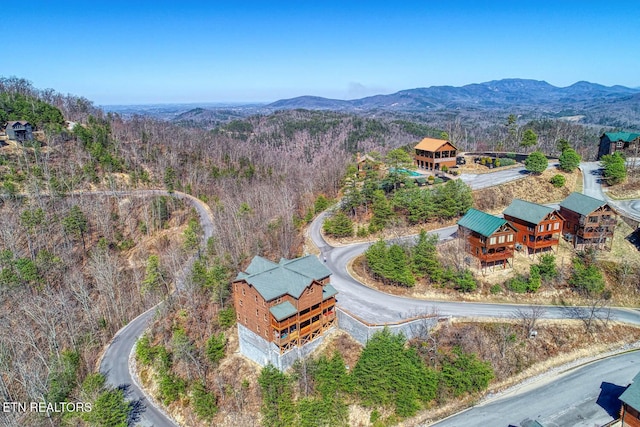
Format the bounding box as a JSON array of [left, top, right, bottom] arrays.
[[474, 167, 580, 213], [606, 172, 640, 199]]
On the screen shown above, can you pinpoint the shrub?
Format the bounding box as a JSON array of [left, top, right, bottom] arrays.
[[453, 269, 476, 292], [506, 152, 516, 159], [191, 380, 218, 421], [135, 335, 156, 365], [218, 306, 236, 327], [538, 254, 558, 282], [490, 284, 502, 294], [500, 158, 516, 167], [494, 159, 501, 167], [323, 212, 354, 237], [558, 148, 581, 172], [440, 347, 494, 397], [550, 174, 566, 188], [505, 276, 528, 293], [524, 151, 548, 174]]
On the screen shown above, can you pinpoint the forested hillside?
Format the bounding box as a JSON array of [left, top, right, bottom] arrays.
[[0, 78, 418, 426], [0, 75, 633, 426]]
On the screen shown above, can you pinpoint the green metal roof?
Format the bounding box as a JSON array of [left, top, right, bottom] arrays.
[[620, 372, 640, 410], [269, 301, 298, 321], [457, 208, 507, 237], [503, 199, 554, 225], [603, 132, 640, 143], [235, 255, 332, 301], [559, 192, 607, 216], [322, 284, 338, 300]]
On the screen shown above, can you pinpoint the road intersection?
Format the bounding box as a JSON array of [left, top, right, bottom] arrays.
[[99, 160, 640, 426]]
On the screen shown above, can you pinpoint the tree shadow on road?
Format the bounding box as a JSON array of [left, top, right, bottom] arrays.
[[118, 384, 147, 426], [596, 381, 626, 418]]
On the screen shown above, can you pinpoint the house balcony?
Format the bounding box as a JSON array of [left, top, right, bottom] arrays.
[[478, 248, 514, 262], [578, 230, 614, 239], [526, 235, 559, 250], [272, 312, 336, 349], [579, 218, 617, 227]]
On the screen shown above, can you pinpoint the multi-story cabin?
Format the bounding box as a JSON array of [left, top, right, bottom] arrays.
[[598, 131, 640, 159], [619, 371, 640, 427], [458, 208, 517, 269], [5, 120, 33, 141], [233, 255, 337, 356], [503, 199, 564, 257], [559, 192, 616, 250], [414, 137, 458, 171]]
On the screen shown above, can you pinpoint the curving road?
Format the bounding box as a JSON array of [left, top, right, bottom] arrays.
[[97, 190, 214, 427], [98, 157, 640, 426]]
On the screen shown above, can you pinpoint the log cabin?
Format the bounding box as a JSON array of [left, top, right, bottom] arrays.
[[503, 199, 564, 257], [559, 192, 616, 250], [598, 132, 640, 160], [233, 255, 337, 354], [458, 208, 517, 269], [414, 137, 457, 171]]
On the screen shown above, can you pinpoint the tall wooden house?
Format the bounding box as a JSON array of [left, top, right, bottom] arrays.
[[619, 371, 640, 427], [458, 208, 517, 269], [559, 192, 616, 250], [233, 255, 337, 355], [5, 120, 33, 141], [598, 132, 640, 159], [503, 199, 564, 257], [414, 137, 458, 171]]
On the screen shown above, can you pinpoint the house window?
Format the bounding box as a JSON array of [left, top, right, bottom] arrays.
[[489, 237, 496, 245], [254, 295, 258, 302], [617, 141, 624, 148], [539, 225, 544, 232], [554, 222, 560, 230], [265, 330, 269, 338], [589, 216, 598, 223], [498, 235, 505, 243], [257, 325, 260, 333], [547, 223, 552, 231], [264, 313, 267, 321], [239, 300, 243, 307], [523, 235, 527, 243], [475, 248, 479, 255], [256, 309, 259, 317], [507, 234, 513, 242], [242, 288, 245, 296]]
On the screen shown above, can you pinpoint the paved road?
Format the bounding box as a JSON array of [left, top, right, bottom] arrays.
[[431, 351, 640, 427], [310, 214, 640, 326], [460, 163, 557, 190], [99, 157, 640, 426], [581, 161, 640, 221], [97, 190, 214, 427]]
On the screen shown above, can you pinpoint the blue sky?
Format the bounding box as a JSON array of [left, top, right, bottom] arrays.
[[4, 1, 640, 105]]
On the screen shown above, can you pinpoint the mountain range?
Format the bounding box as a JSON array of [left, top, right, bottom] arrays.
[[104, 79, 640, 129], [266, 79, 640, 113]]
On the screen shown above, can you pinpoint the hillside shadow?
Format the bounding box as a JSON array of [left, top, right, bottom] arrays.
[[596, 381, 625, 418]]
